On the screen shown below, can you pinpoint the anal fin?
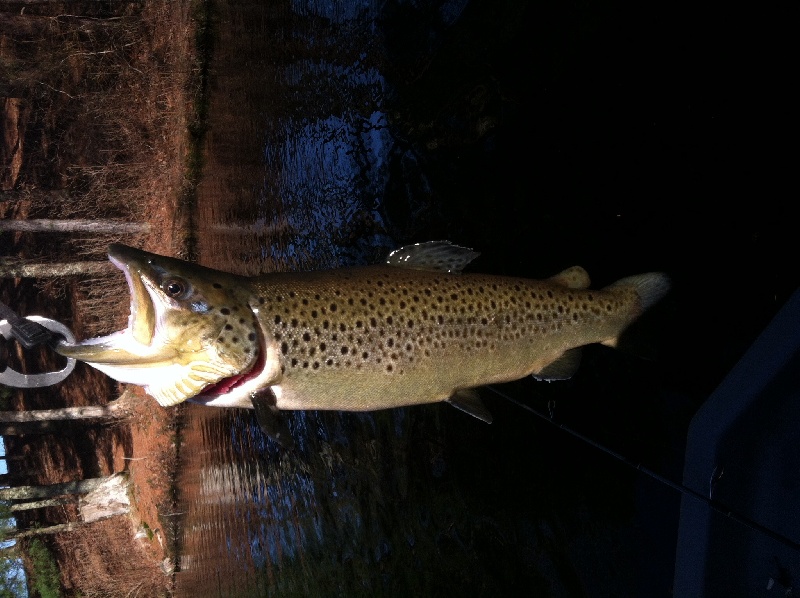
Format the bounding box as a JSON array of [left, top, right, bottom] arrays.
[[446, 388, 493, 424], [251, 390, 294, 449], [532, 348, 582, 381]]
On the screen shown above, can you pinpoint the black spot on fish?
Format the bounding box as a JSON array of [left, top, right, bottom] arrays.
[[303, 332, 311, 342], [320, 342, 327, 351], [225, 324, 233, 331], [220, 308, 231, 315]]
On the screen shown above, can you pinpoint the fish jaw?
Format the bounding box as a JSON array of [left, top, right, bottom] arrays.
[[56, 244, 277, 407], [190, 337, 284, 409]]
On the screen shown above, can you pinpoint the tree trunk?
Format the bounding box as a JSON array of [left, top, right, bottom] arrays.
[[2, 474, 131, 539], [0, 219, 149, 234], [8, 496, 75, 511], [0, 399, 131, 435], [79, 472, 130, 523], [5, 521, 84, 540], [0, 259, 114, 279], [0, 477, 109, 501]]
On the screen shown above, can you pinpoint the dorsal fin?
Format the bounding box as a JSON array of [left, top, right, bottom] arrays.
[[548, 266, 591, 289], [385, 241, 480, 273]]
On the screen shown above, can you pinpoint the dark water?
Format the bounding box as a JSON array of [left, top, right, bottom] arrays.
[[174, 1, 793, 596]]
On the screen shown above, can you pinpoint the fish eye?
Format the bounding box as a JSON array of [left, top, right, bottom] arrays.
[[162, 278, 191, 299]]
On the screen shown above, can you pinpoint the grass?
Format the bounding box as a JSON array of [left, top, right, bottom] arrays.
[[28, 539, 61, 598]]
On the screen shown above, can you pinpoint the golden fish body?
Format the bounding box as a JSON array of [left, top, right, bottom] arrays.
[[57, 242, 669, 424], [252, 263, 659, 414]]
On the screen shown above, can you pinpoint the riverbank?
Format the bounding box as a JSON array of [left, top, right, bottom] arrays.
[[1, 1, 207, 595]]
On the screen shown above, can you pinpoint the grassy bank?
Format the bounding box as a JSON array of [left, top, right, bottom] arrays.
[[1, 0, 212, 595]]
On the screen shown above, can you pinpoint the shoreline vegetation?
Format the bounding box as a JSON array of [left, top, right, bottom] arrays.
[[1, 1, 211, 595]]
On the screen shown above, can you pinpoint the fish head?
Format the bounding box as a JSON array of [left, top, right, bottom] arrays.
[[57, 244, 279, 407]]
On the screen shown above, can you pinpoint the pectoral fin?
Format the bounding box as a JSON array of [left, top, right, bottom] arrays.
[[533, 348, 582, 381], [251, 391, 294, 449], [446, 389, 493, 424]]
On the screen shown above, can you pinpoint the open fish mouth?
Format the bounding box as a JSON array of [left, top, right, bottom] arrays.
[[54, 247, 165, 367], [56, 243, 275, 407]]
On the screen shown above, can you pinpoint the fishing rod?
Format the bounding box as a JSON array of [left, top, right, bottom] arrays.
[[488, 385, 800, 554]]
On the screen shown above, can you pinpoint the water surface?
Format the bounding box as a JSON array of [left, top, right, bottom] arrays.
[[173, 1, 793, 596]]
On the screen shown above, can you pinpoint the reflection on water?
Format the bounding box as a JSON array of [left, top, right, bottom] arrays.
[[173, 0, 669, 596]]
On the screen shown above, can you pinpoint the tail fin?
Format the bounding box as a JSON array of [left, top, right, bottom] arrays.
[[606, 272, 671, 312], [601, 272, 670, 349]]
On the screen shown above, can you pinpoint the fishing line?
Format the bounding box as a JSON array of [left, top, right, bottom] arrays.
[[487, 385, 800, 554]]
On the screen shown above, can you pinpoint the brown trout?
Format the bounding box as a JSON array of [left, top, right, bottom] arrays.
[[57, 242, 669, 437]]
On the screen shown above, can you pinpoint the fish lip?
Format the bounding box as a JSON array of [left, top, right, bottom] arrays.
[[108, 245, 157, 346], [54, 245, 156, 360]]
